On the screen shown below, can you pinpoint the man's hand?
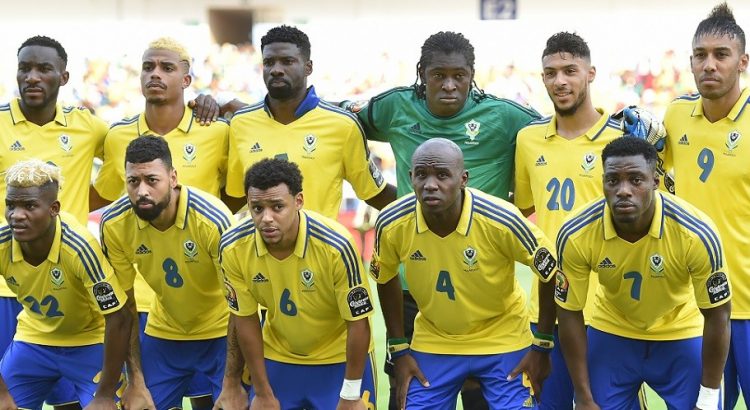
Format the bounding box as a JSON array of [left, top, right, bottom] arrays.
[[249, 394, 280, 410], [614, 106, 666, 151], [188, 94, 220, 125], [83, 396, 118, 410], [0, 390, 16, 410], [394, 354, 429, 410], [121, 382, 155, 410], [212, 381, 248, 410], [335, 398, 366, 410], [507, 349, 551, 401], [575, 399, 602, 410]]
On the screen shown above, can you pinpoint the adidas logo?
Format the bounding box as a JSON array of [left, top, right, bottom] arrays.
[[249, 142, 262, 153], [10, 140, 24, 151], [535, 155, 547, 166], [409, 250, 427, 261], [5, 276, 18, 286], [679, 134, 689, 145], [135, 244, 152, 255], [597, 257, 616, 269], [409, 123, 422, 134], [252, 272, 269, 283]]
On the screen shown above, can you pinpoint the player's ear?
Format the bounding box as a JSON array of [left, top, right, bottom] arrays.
[[170, 168, 178, 188], [588, 65, 596, 83], [740, 53, 749, 72], [295, 192, 304, 210], [182, 73, 192, 89], [60, 70, 69, 87], [305, 59, 313, 76], [460, 170, 469, 189], [49, 199, 61, 217]]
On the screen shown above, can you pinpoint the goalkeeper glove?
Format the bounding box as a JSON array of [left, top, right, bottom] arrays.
[[614, 106, 666, 151], [339, 100, 369, 113]]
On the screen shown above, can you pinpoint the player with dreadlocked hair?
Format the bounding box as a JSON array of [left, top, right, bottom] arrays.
[[661, 3, 749, 408], [342, 30, 541, 409]]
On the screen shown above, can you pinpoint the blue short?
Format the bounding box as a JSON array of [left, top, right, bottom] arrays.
[[588, 327, 705, 409], [0, 341, 120, 409], [249, 352, 377, 409], [141, 334, 226, 408], [723, 319, 750, 409], [407, 349, 536, 410], [530, 324, 573, 410]]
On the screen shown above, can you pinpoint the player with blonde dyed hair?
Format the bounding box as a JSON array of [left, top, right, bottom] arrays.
[[0, 159, 132, 410], [147, 37, 191, 67]]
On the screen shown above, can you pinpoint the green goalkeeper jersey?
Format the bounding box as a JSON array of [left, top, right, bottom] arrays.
[[356, 87, 540, 199]]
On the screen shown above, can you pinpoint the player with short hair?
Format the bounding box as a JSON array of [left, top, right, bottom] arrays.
[[372, 138, 557, 409], [225, 25, 395, 218], [220, 158, 376, 409], [514, 32, 625, 408], [0, 159, 131, 410], [660, 3, 750, 407], [99, 136, 233, 409], [556, 137, 731, 409], [344, 30, 541, 408]]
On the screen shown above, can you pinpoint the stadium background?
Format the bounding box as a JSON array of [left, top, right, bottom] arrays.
[[1, 0, 748, 408]]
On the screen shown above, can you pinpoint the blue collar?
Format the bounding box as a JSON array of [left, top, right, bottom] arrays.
[[264, 86, 320, 120]]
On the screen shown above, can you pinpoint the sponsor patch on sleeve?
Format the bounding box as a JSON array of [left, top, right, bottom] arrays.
[[554, 270, 569, 302], [369, 256, 381, 280], [533, 247, 557, 281], [347, 286, 374, 317], [706, 272, 730, 304], [368, 158, 385, 187], [92, 282, 120, 311], [225, 281, 239, 311]]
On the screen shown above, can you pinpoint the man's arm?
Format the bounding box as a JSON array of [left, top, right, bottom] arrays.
[[119, 289, 155, 409], [520, 206, 535, 217], [89, 185, 113, 212], [234, 313, 279, 408], [337, 319, 371, 409], [364, 184, 397, 211], [92, 307, 132, 400], [220, 189, 247, 214], [557, 307, 598, 409], [700, 302, 731, 388], [0, 375, 16, 410], [214, 316, 248, 409]]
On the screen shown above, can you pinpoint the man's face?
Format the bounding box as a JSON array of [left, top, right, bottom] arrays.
[[262, 42, 311, 101], [17, 45, 68, 111], [410, 148, 468, 215], [691, 34, 749, 100], [141, 48, 191, 105], [5, 185, 59, 243], [603, 155, 658, 228], [126, 159, 176, 221], [248, 183, 303, 248], [421, 52, 473, 117], [542, 51, 594, 117]]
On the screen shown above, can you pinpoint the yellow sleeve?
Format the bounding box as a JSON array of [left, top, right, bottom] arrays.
[[554, 236, 591, 311], [91, 115, 108, 161], [513, 137, 534, 210], [334, 237, 375, 321], [221, 247, 258, 316], [100, 221, 137, 291], [93, 134, 124, 201], [505, 206, 556, 283], [78, 237, 128, 315], [369, 221, 400, 284], [687, 229, 731, 309], [343, 122, 385, 201], [226, 124, 246, 198], [218, 124, 230, 189]]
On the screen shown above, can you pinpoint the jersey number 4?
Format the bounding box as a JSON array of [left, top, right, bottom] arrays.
[[436, 270, 456, 301]]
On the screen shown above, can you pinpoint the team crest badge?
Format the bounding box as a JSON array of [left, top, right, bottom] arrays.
[[463, 246, 478, 268], [581, 152, 596, 173], [303, 134, 317, 154], [464, 120, 481, 144], [183, 239, 198, 260], [58, 134, 72, 152], [650, 253, 665, 276], [727, 130, 741, 152], [301, 269, 315, 290], [183, 143, 197, 163], [50, 267, 64, 288]]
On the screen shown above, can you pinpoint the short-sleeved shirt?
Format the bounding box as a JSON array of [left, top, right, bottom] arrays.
[[357, 87, 540, 200], [555, 193, 730, 340], [221, 210, 375, 365], [514, 110, 622, 322], [227, 87, 385, 219], [0, 213, 127, 346], [370, 188, 557, 355], [662, 88, 750, 319], [100, 186, 232, 340]]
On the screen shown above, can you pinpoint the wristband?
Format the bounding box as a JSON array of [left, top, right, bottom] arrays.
[[387, 337, 409, 346], [531, 331, 555, 351], [695, 385, 720, 409], [340, 378, 362, 401]]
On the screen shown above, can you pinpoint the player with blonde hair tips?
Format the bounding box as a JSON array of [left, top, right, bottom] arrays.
[[0, 159, 131, 410]]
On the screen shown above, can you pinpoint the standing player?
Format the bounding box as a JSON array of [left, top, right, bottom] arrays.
[[225, 25, 395, 218], [99, 137, 232, 409], [372, 138, 557, 409], [345, 31, 540, 408], [221, 158, 376, 409], [660, 4, 750, 407], [0, 159, 131, 409], [556, 137, 731, 409], [514, 32, 623, 408]]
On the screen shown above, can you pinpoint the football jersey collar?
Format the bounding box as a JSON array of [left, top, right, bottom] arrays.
[[603, 191, 665, 241], [254, 209, 309, 258], [135, 185, 189, 230], [263, 86, 320, 120], [11, 215, 62, 264], [10, 98, 67, 126], [137, 105, 194, 136], [545, 108, 609, 141], [692, 88, 750, 121], [415, 188, 473, 236]]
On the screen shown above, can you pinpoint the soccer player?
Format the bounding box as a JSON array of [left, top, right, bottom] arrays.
[[220, 158, 376, 409], [344, 31, 541, 408], [99, 136, 233, 409], [514, 32, 623, 408], [225, 25, 395, 218], [0, 159, 131, 409], [660, 4, 750, 407], [372, 138, 557, 409], [556, 137, 731, 409]]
